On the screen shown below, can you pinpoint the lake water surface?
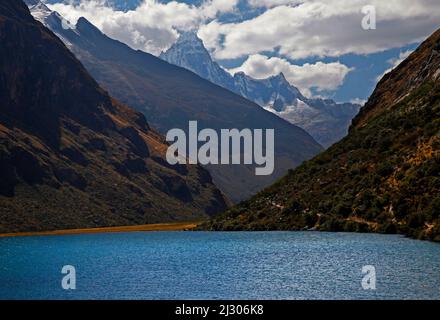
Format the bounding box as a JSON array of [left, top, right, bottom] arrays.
[[0, 231, 439, 300]]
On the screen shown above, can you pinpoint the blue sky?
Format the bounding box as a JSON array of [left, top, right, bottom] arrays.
[[46, 0, 440, 104]]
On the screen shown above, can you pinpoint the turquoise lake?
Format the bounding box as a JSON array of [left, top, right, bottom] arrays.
[[0, 231, 439, 300]]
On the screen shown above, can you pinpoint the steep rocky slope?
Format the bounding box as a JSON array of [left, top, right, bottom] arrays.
[[206, 27, 440, 241], [0, 0, 228, 233]]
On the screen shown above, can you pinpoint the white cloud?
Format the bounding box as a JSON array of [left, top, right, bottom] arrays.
[[228, 54, 353, 96], [247, 0, 301, 8], [47, 0, 440, 61], [198, 0, 440, 60], [48, 0, 239, 55], [376, 49, 414, 81], [350, 98, 367, 105], [44, 0, 438, 102]]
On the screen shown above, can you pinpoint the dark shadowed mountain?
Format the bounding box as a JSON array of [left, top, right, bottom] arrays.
[[161, 32, 361, 148], [26, 2, 323, 203], [205, 27, 440, 242], [0, 0, 228, 233]]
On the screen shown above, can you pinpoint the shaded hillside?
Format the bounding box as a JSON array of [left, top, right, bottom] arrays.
[[26, 2, 323, 203], [0, 0, 228, 233], [206, 28, 440, 242]]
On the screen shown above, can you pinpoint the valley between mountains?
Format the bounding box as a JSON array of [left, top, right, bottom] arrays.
[[0, 0, 438, 242], [25, 0, 323, 204]]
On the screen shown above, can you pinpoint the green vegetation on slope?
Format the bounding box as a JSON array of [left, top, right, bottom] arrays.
[[206, 79, 440, 241]]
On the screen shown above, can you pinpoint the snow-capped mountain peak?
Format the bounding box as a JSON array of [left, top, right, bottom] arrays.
[[160, 32, 234, 90], [26, 0, 51, 22], [161, 32, 360, 147], [26, 0, 76, 33], [26, 2, 359, 149], [176, 31, 205, 46]]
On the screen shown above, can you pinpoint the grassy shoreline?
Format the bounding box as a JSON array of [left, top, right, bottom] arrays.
[[0, 221, 202, 238]]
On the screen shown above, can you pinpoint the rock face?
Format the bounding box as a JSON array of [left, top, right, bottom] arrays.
[[160, 32, 236, 93], [161, 32, 360, 148], [206, 27, 440, 242], [0, 0, 228, 233], [26, 2, 323, 203]]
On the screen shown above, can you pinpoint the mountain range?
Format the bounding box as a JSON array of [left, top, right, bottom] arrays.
[[0, 0, 228, 233], [161, 32, 361, 148], [25, 1, 323, 203], [206, 26, 440, 241]]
